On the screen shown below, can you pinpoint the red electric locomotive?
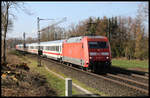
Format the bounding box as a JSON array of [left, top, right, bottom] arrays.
[[62, 36, 111, 73]]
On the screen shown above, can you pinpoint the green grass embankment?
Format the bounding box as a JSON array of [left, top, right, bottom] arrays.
[[112, 58, 148, 72]]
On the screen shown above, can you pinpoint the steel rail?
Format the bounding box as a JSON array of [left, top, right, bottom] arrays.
[[106, 73, 149, 88], [131, 74, 149, 80]]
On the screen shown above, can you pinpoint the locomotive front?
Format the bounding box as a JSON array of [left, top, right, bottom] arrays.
[[87, 36, 111, 72]]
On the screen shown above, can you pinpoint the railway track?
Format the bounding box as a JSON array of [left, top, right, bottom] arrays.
[[131, 73, 149, 80], [104, 73, 148, 93], [24, 54, 149, 96], [113, 73, 149, 84]]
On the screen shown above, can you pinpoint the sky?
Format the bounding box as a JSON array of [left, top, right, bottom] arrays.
[[7, 1, 148, 39]]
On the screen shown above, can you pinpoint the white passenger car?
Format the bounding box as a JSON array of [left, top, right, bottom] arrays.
[[16, 40, 65, 60]]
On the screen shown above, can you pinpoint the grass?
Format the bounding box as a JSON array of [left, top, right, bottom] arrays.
[[112, 58, 149, 70], [8, 50, 21, 56]]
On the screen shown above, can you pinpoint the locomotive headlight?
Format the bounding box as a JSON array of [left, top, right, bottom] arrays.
[[106, 56, 109, 59], [101, 52, 109, 56], [89, 57, 92, 59], [86, 61, 89, 64]]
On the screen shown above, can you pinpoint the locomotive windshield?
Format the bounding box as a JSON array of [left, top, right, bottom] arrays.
[[88, 41, 108, 49]]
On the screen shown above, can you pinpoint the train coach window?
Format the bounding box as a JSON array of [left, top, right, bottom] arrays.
[[54, 46, 56, 51], [56, 46, 59, 52], [46, 46, 49, 50], [43, 46, 45, 50], [49, 46, 51, 51], [45, 46, 47, 50], [55, 46, 57, 51], [30, 46, 34, 49], [36, 46, 38, 49], [45, 46, 60, 51], [49, 46, 51, 50], [46, 46, 51, 51], [40, 46, 43, 50], [88, 41, 108, 49], [53, 46, 56, 51], [51, 46, 54, 51], [60, 46, 61, 52]]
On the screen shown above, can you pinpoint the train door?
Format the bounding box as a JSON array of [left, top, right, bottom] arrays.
[[80, 43, 84, 66]]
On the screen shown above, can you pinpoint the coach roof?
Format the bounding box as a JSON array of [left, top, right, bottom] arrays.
[[25, 39, 65, 46], [65, 36, 106, 43]]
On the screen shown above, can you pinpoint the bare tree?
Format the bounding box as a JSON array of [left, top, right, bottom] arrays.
[[1, 2, 11, 63], [1, 1, 33, 63]]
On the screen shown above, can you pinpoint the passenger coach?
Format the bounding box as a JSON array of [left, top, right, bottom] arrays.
[[16, 40, 64, 60]]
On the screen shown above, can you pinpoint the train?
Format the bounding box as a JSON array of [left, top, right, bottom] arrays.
[[16, 36, 112, 73]]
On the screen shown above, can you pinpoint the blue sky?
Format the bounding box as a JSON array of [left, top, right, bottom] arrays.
[[7, 1, 148, 39]]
